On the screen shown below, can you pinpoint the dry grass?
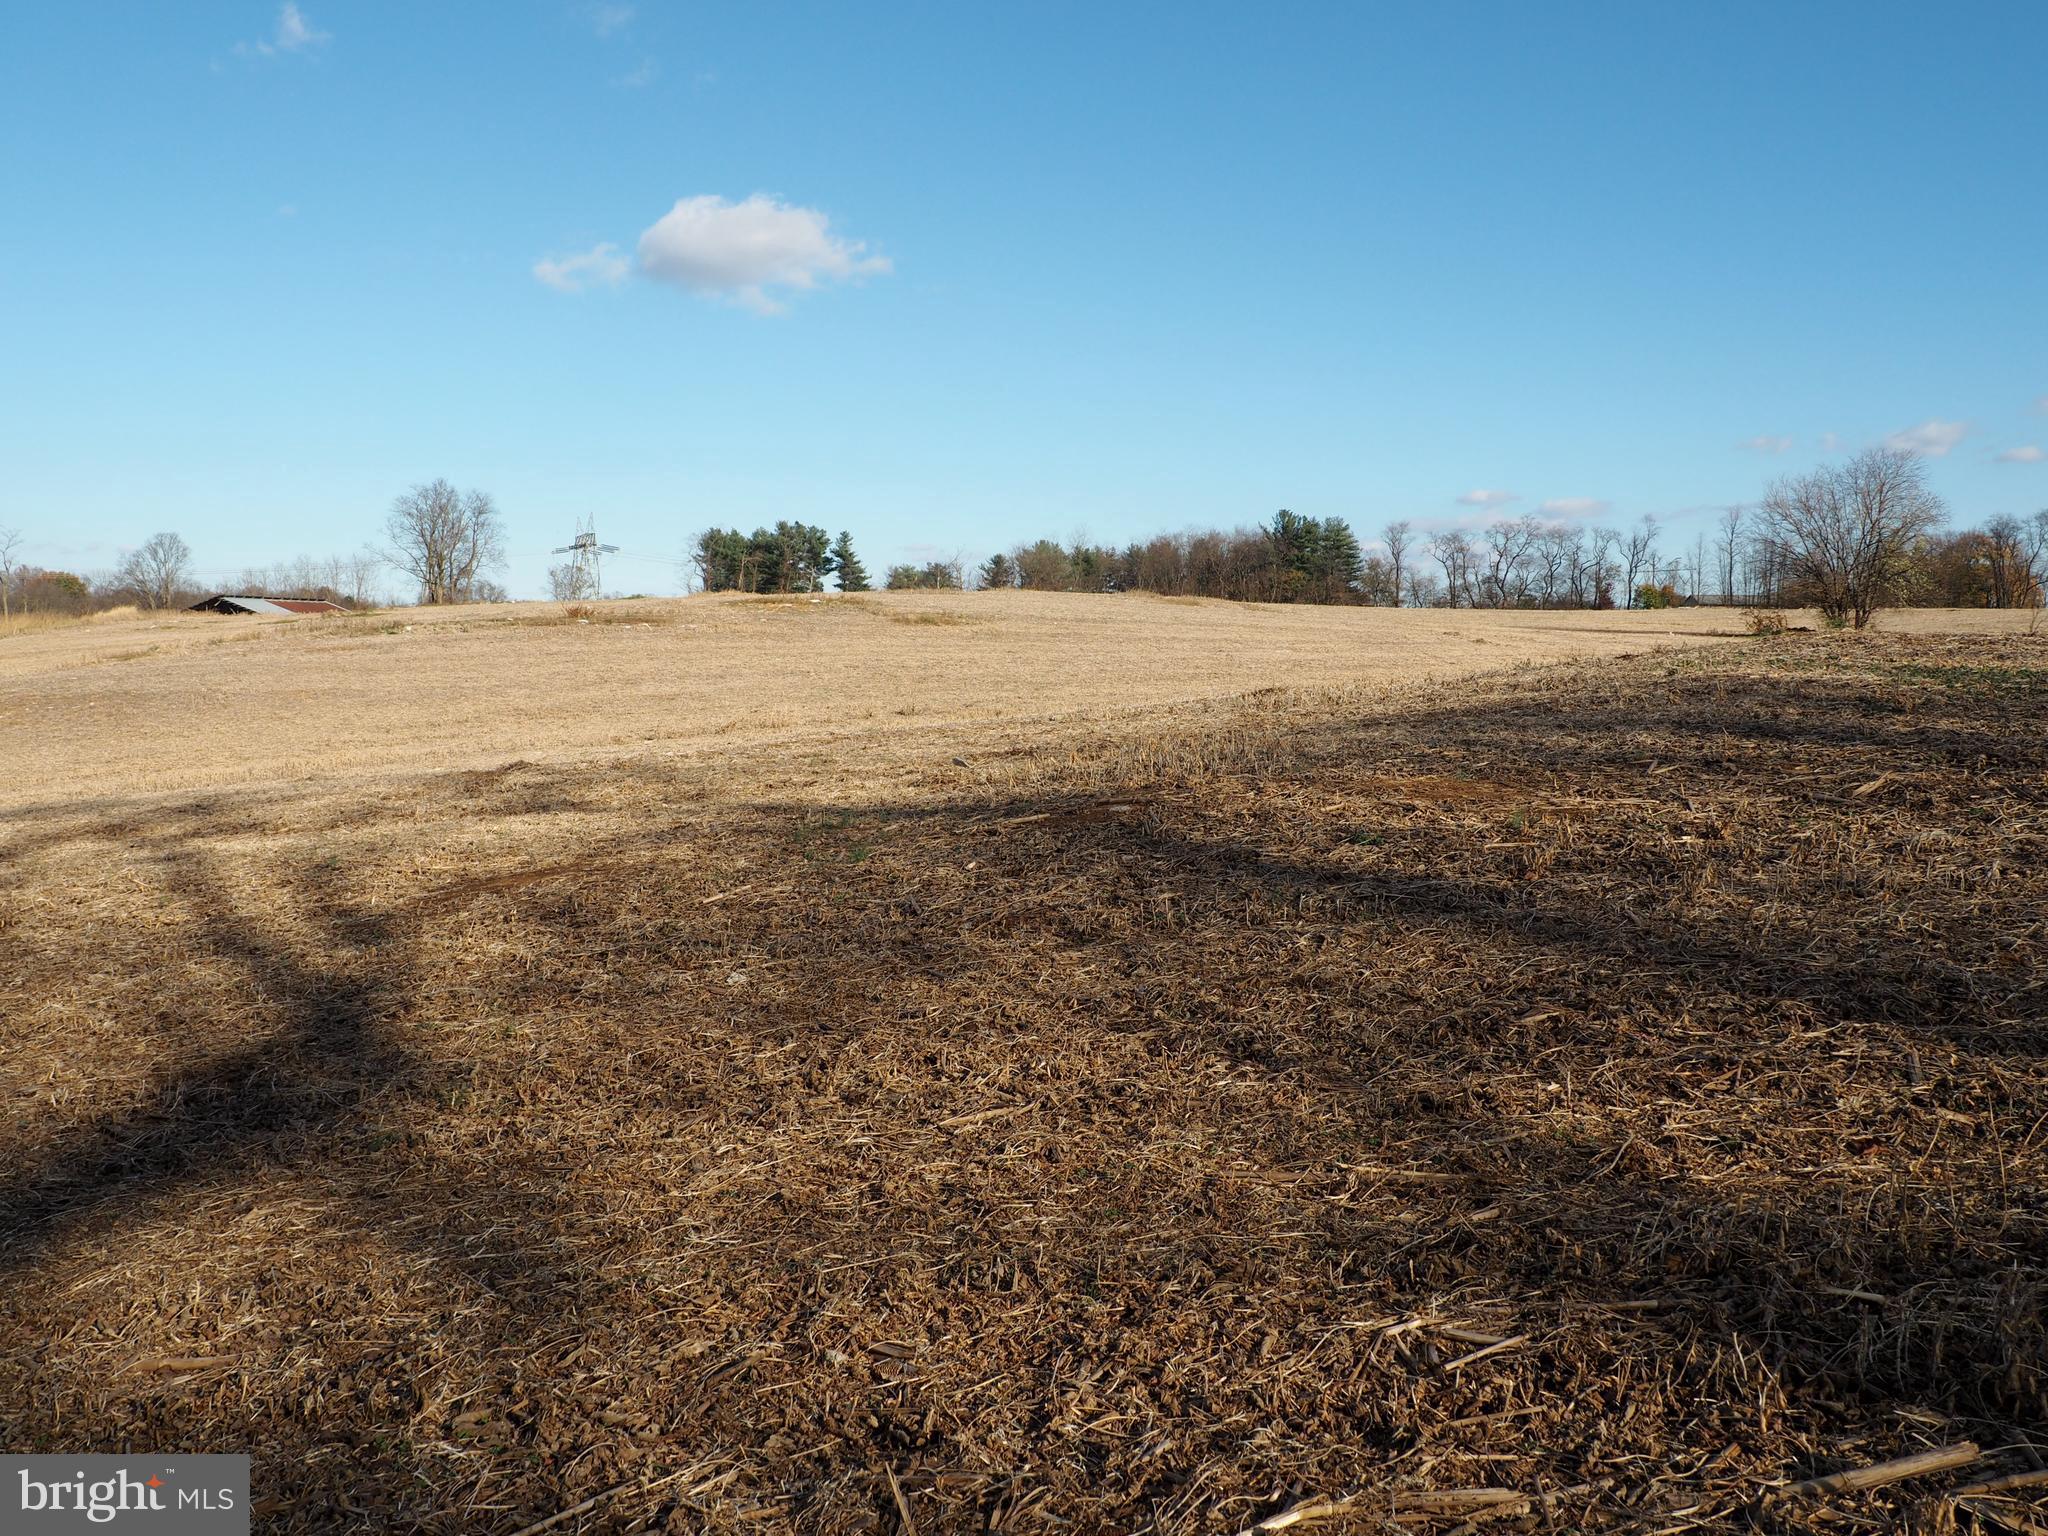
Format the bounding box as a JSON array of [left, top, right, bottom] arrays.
[[1, 599, 2043, 1534], [0, 603, 141, 639], [2, 589, 2026, 810]]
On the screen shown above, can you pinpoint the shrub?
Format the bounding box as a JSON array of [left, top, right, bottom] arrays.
[[1636, 583, 1679, 610], [1741, 606, 1787, 635]]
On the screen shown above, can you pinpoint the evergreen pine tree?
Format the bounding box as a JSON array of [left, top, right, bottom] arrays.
[[1319, 516, 1364, 600], [830, 531, 870, 592]]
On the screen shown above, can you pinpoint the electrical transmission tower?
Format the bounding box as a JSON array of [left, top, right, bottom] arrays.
[[550, 515, 619, 600]]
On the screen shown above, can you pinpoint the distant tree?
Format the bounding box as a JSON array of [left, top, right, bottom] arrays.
[[1359, 555, 1396, 605], [0, 526, 21, 619], [20, 569, 91, 615], [1587, 526, 1621, 608], [1621, 516, 1658, 609], [693, 523, 832, 594], [830, 531, 870, 592], [1477, 516, 1541, 607], [1318, 517, 1364, 600], [979, 551, 1016, 589], [1263, 509, 1317, 600], [1381, 520, 1411, 607], [228, 553, 371, 608], [548, 561, 595, 601], [1014, 539, 1072, 590], [116, 531, 193, 610], [693, 528, 753, 592], [772, 521, 832, 593], [884, 560, 965, 591], [1531, 524, 1577, 607], [1758, 448, 1946, 628], [1715, 505, 1745, 603], [385, 480, 504, 604], [1428, 529, 1476, 607], [1982, 511, 2047, 608]]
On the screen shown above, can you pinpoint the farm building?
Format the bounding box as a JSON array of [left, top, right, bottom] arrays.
[[189, 594, 348, 615]]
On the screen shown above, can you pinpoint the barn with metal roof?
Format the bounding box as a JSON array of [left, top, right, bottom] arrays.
[[189, 595, 349, 615]]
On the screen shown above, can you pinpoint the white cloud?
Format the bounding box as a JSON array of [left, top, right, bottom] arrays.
[[1996, 445, 2044, 464], [587, 3, 635, 36], [1539, 497, 1610, 517], [2036, 396, 2048, 414], [1884, 418, 1969, 457], [235, 2, 329, 57], [635, 194, 890, 314], [1739, 434, 1792, 454], [1455, 488, 1517, 508], [533, 242, 630, 293], [1819, 432, 1842, 453], [276, 3, 326, 49], [616, 56, 659, 88]]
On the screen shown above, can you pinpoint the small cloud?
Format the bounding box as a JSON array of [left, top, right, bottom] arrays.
[[636, 194, 889, 314], [235, 2, 329, 57], [586, 2, 634, 36], [1539, 497, 1609, 517], [2036, 395, 2048, 414], [533, 242, 630, 293], [275, 3, 327, 49], [1455, 489, 1517, 508], [616, 56, 659, 88], [276, 202, 297, 218], [1819, 432, 1842, 453], [1884, 418, 1969, 458], [1996, 445, 2045, 464], [1739, 434, 1793, 454]]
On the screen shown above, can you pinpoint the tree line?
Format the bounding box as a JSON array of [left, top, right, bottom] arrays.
[[3, 456, 2042, 624], [0, 480, 508, 617], [696, 461, 2041, 625]]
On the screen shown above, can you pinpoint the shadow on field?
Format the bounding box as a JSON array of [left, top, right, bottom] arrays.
[[2, 634, 2045, 1532], [0, 850, 610, 1314]]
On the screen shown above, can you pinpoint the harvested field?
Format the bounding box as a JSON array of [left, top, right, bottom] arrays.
[[10, 589, 2018, 809], [1, 599, 2044, 1533]]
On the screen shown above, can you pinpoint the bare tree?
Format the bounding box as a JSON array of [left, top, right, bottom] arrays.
[[116, 531, 193, 610], [1380, 520, 1411, 608], [339, 549, 384, 608], [1533, 524, 1578, 607], [1621, 516, 1658, 608], [548, 561, 596, 601], [1428, 530, 1476, 607], [1715, 505, 1745, 603], [1757, 447, 1945, 628], [1586, 526, 1620, 608], [384, 480, 506, 604], [0, 526, 21, 619], [2027, 510, 2048, 608]]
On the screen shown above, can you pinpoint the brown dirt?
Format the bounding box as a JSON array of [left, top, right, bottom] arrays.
[[1, 603, 2043, 1534]]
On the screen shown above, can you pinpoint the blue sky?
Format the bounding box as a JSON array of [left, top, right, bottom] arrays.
[[2, 1, 2043, 596]]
